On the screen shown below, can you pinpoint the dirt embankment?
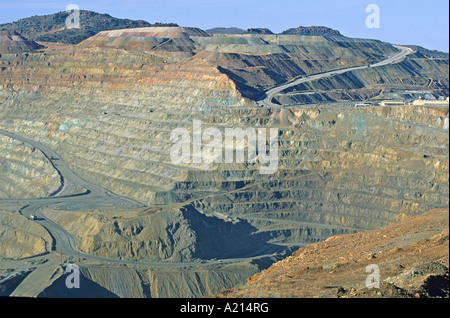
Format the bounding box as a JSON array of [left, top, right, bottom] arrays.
[[213, 208, 449, 298]]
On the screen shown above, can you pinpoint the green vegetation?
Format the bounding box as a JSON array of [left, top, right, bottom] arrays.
[[0, 10, 178, 45]]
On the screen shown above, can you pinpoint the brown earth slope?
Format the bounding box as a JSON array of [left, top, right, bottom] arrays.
[[213, 208, 449, 298], [0, 31, 44, 53], [0, 28, 448, 298]]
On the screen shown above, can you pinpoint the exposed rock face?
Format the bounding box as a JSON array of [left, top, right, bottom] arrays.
[[0, 134, 61, 198], [213, 209, 449, 298], [0, 31, 44, 53], [0, 211, 52, 259], [188, 36, 418, 99], [78, 27, 210, 52], [277, 52, 449, 105], [41, 204, 276, 262], [0, 27, 448, 298]]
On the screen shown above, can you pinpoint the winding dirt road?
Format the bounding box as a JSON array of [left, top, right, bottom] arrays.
[[258, 45, 413, 107], [0, 129, 285, 267], [0, 45, 414, 268]]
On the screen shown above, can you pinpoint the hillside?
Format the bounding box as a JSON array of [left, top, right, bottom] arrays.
[[206, 26, 340, 36], [0, 18, 448, 298], [281, 26, 342, 36], [206, 27, 246, 34], [213, 209, 449, 298], [0, 10, 177, 45], [0, 31, 44, 53]]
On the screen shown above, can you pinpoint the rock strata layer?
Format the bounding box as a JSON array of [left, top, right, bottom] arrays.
[[0, 27, 448, 298]]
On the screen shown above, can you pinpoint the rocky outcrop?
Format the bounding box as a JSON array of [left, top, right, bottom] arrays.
[[0, 27, 448, 298], [0, 32, 448, 250], [34, 258, 266, 298], [78, 27, 209, 52]]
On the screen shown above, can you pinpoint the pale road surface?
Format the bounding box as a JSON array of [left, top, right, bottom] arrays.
[[0, 129, 285, 267], [0, 45, 414, 268], [257, 45, 414, 107]]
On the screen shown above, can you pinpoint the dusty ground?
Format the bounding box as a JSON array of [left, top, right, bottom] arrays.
[[213, 209, 449, 298]]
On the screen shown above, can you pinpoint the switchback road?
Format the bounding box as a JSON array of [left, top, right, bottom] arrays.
[[257, 45, 414, 107]]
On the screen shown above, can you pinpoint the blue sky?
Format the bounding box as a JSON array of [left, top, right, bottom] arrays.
[[1, 0, 448, 52]]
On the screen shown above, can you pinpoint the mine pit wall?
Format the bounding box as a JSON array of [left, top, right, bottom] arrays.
[[189, 36, 403, 99], [275, 54, 449, 105], [0, 134, 61, 198], [35, 261, 264, 298], [0, 210, 52, 259], [0, 48, 448, 250], [0, 49, 248, 203], [0, 46, 448, 299]]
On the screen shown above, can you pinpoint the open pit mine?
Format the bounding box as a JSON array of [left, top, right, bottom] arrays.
[[0, 20, 448, 298]]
